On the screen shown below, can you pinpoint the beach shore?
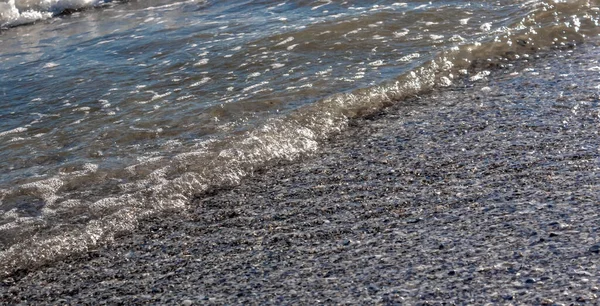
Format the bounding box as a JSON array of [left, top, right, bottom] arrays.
[[2, 43, 600, 304]]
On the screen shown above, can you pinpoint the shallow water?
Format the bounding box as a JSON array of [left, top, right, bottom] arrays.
[[0, 0, 598, 276]]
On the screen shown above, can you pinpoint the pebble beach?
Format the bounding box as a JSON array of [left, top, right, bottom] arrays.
[[2, 40, 600, 304]]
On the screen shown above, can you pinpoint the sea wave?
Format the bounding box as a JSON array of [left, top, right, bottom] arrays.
[[0, 0, 206, 28], [0, 0, 110, 27]]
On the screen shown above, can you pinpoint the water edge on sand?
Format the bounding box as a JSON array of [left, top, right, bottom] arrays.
[[2, 41, 600, 304]]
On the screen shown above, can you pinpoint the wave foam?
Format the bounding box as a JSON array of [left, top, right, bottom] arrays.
[[0, 0, 106, 28]]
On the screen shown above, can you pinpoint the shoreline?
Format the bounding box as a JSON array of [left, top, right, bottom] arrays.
[[2, 43, 600, 304]]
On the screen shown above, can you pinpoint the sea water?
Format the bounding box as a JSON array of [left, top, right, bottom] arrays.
[[0, 0, 598, 276]]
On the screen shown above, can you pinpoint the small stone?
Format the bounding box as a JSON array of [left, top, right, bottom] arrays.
[[368, 284, 380, 292], [589, 244, 600, 253], [516, 39, 528, 47], [540, 298, 554, 305], [525, 278, 536, 284], [448, 270, 456, 276], [502, 294, 514, 301], [182, 299, 193, 306]]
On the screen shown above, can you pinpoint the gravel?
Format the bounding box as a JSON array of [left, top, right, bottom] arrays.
[[2, 43, 600, 304]]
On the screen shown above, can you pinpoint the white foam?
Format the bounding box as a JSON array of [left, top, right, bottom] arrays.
[[480, 22, 492, 32], [312, 0, 331, 11], [176, 95, 194, 101], [43, 62, 59, 68], [275, 36, 294, 46], [469, 70, 491, 82], [20, 177, 63, 205], [150, 91, 172, 101], [243, 81, 268, 92], [439, 76, 452, 87], [0, 1, 52, 27], [393, 29, 409, 38], [95, 39, 115, 45], [0, 0, 107, 28], [190, 77, 211, 87], [397, 53, 420, 62], [0, 126, 27, 137], [248, 72, 261, 78]]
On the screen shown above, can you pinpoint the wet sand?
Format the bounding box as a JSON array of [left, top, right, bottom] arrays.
[[2, 43, 600, 304]]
